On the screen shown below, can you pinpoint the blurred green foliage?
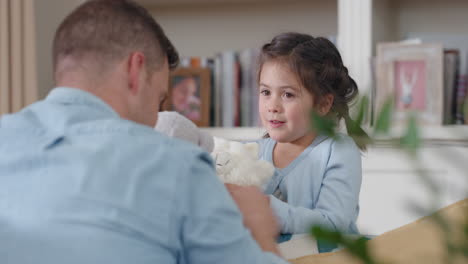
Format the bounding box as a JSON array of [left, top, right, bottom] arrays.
[[309, 96, 467, 264]]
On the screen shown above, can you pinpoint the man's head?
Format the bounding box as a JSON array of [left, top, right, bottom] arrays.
[[53, 0, 179, 127]]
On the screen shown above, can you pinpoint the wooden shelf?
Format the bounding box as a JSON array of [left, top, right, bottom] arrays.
[[201, 125, 468, 142], [200, 126, 265, 141], [373, 125, 468, 142]]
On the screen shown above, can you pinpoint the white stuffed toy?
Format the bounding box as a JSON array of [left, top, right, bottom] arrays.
[[211, 137, 275, 187], [211, 137, 274, 187], [155, 111, 214, 153], [155, 111, 274, 187]]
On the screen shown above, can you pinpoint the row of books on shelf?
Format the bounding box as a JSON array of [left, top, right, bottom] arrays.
[[443, 49, 467, 125], [171, 37, 467, 128], [176, 49, 261, 127]]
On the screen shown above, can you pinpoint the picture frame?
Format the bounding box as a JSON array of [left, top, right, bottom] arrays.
[[375, 43, 444, 125], [162, 67, 211, 127]]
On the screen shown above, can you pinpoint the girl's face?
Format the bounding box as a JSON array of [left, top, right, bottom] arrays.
[[258, 61, 316, 144]]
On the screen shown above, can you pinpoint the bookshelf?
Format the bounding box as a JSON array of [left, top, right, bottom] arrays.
[[201, 125, 468, 142], [139, 0, 468, 237], [138, 0, 468, 139]]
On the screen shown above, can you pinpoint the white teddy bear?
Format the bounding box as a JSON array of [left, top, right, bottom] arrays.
[[211, 137, 274, 187], [155, 111, 214, 153], [155, 111, 274, 187]]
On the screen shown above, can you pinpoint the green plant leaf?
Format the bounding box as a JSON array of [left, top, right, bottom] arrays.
[[311, 226, 377, 264], [311, 111, 336, 137], [345, 117, 372, 150], [310, 226, 343, 244], [347, 237, 374, 263], [400, 113, 420, 156], [355, 95, 369, 127], [374, 97, 393, 135], [307, 91, 468, 264], [343, 96, 372, 150]]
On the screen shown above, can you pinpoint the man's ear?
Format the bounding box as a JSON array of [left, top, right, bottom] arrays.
[[127, 52, 146, 96], [319, 94, 334, 115]]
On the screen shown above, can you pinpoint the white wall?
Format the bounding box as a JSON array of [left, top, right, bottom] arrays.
[[396, 0, 468, 38], [372, 0, 468, 56], [34, 0, 84, 99], [372, 0, 397, 55], [147, 0, 337, 57]]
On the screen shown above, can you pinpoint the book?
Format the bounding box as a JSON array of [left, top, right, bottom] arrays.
[[455, 74, 467, 124], [239, 48, 260, 127], [443, 50, 459, 124], [221, 51, 237, 127]]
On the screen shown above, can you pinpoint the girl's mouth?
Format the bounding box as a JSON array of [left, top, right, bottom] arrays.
[[269, 120, 285, 128]]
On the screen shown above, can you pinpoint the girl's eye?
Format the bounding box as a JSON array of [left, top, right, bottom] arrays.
[[260, 90, 270, 96], [284, 92, 295, 98]]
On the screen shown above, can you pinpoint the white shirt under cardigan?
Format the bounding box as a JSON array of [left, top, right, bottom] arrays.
[[258, 134, 362, 235]]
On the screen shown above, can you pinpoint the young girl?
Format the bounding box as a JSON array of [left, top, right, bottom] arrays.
[[257, 32, 363, 238]]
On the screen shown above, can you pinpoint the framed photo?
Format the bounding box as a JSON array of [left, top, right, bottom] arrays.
[[162, 67, 211, 127], [375, 43, 444, 125]]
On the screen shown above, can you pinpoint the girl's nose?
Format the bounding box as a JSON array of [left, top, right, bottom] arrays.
[[268, 99, 281, 113]]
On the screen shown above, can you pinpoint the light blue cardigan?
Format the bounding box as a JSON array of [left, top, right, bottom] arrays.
[[258, 134, 362, 235]]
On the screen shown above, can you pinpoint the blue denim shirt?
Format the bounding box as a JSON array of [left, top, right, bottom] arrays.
[[0, 87, 287, 264], [259, 135, 362, 235]]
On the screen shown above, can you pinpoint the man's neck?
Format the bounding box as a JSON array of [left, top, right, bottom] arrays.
[[56, 73, 130, 122]]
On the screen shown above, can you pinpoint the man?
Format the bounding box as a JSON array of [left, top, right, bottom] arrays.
[[0, 0, 286, 263]]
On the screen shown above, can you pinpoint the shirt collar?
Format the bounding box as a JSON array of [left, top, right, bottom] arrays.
[[46, 87, 120, 118]]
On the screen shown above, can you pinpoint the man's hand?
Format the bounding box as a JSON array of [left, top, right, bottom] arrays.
[[225, 183, 281, 255]]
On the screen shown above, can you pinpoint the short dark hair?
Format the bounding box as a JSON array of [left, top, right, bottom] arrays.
[[53, 0, 179, 77]]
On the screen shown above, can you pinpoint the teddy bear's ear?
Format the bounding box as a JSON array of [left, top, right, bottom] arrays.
[[244, 143, 259, 159]]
